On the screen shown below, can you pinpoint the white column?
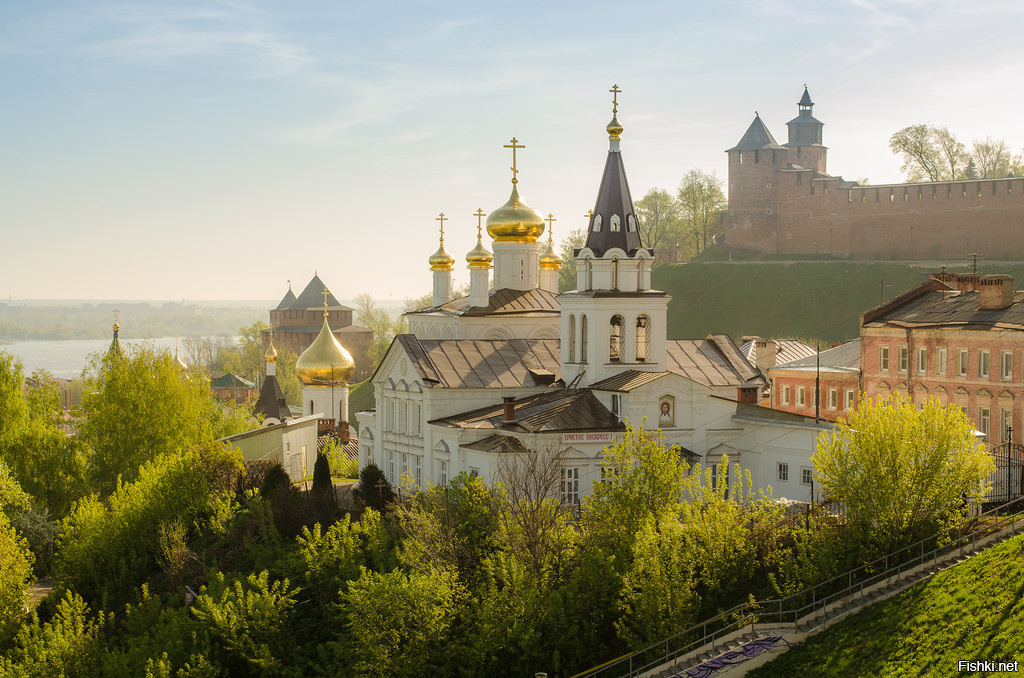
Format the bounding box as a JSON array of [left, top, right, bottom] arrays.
[[432, 269, 451, 307], [469, 266, 490, 307], [539, 267, 559, 293]]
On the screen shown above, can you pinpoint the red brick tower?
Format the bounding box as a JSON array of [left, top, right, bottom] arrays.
[[722, 113, 785, 252], [785, 86, 827, 173]]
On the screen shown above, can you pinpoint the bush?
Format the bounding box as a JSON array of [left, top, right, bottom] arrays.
[[352, 464, 395, 513]]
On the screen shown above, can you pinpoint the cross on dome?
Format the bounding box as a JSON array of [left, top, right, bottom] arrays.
[[503, 137, 525, 185]]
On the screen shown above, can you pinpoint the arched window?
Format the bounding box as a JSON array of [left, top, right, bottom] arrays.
[[581, 314, 588, 363], [636, 315, 651, 363], [611, 257, 619, 290], [609, 315, 624, 362], [592, 214, 602, 232], [568, 315, 576, 363], [610, 214, 621, 232]]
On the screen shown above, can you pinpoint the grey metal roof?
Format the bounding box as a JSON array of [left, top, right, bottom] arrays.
[[211, 372, 255, 388], [588, 369, 668, 392], [666, 334, 765, 388], [254, 373, 291, 421], [798, 86, 813, 107], [462, 434, 531, 454], [432, 388, 623, 433], [731, 400, 833, 428], [408, 287, 560, 317], [583, 149, 645, 257], [275, 288, 297, 310], [867, 289, 1024, 330], [289, 274, 352, 311], [728, 115, 785, 151], [775, 339, 861, 370], [393, 335, 562, 389], [738, 338, 816, 366]]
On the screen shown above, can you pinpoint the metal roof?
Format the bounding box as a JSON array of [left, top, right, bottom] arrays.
[[666, 334, 765, 388], [867, 289, 1024, 330], [408, 287, 560, 317], [275, 288, 297, 310], [393, 335, 562, 389], [432, 388, 623, 433], [728, 115, 785, 151], [739, 338, 816, 366], [583, 149, 645, 257], [775, 339, 861, 371], [288, 274, 352, 311], [254, 373, 290, 421], [588, 369, 667, 392]]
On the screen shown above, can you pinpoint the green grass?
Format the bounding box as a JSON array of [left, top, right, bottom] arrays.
[[747, 532, 1024, 677], [347, 378, 375, 432], [653, 261, 1022, 344]]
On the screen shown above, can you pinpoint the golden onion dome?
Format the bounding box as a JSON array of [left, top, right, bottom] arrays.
[[607, 113, 623, 140], [429, 242, 455, 270], [264, 340, 278, 363], [485, 185, 545, 243], [174, 352, 188, 372], [295, 317, 355, 386], [539, 237, 562, 270], [466, 229, 493, 267]]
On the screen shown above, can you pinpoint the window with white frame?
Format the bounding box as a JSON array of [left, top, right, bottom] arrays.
[[880, 345, 890, 372], [777, 462, 789, 481], [845, 390, 855, 409], [979, 407, 990, 439], [979, 350, 991, 379], [1001, 409, 1013, 443], [1001, 351, 1013, 381], [560, 467, 580, 505], [416, 404, 422, 435], [439, 460, 448, 487], [635, 315, 651, 362], [937, 347, 947, 375], [957, 349, 969, 377], [898, 346, 908, 373], [568, 315, 576, 362], [800, 467, 814, 486], [781, 385, 791, 406], [400, 453, 408, 479], [797, 386, 806, 407], [414, 456, 422, 486], [388, 450, 396, 483], [610, 394, 620, 417], [917, 347, 927, 374], [828, 388, 838, 410]]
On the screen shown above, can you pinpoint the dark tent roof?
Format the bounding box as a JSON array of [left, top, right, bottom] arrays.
[[290, 274, 350, 311], [254, 374, 290, 421], [798, 86, 813, 107], [583, 149, 646, 257], [275, 287, 297, 310], [728, 115, 785, 151]]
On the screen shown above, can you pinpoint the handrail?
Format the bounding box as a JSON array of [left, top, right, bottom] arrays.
[[576, 495, 1024, 678]]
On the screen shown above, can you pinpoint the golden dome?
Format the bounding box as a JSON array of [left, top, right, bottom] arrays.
[[539, 236, 562, 270], [607, 113, 623, 140], [485, 185, 545, 243], [429, 242, 455, 270], [295, 317, 355, 386], [466, 231, 493, 268], [264, 340, 278, 363]]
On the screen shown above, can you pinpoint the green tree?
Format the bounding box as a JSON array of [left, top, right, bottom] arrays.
[[352, 463, 396, 513], [354, 293, 407, 370], [933, 126, 968, 180], [677, 170, 726, 255], [0, 591, 107, 676], [0, 463, 34, 646], [889, 124, 948, 182], [217, 322, 267, 386], [813, 394, 995, 542], [558, 227, 586, 293], [635, 187, 683, 255], [81, 345, 250, 493]]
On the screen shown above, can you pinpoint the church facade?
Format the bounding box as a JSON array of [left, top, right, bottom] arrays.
[[721, 87, 1024, 260], [358, 90, 830, 504]]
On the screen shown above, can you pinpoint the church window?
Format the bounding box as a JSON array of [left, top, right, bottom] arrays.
[[439, 460, 448, 487], [568, 315, 576, 362], [560, 467, 580, 505], [609, 315, 624, 362], [627, 214, 637, 232], [592, 214, 602, 232], [581, 315, 588, 363], [586, 260, 593, 290], [401, 453, 408, 479], [415, 456, 422, 486], [610, 215, 621, 232], [636, 315, 651, 362], [520, 259, 525, 282], [611, 258, 619, 290]]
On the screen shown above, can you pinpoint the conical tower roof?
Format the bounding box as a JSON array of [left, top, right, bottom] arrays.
[[275, 282, 297, 310], [291, 273, 342, 310], [728, 114, 785, 151], [106, 317, 124, 361], [798, 86, 813, 107]]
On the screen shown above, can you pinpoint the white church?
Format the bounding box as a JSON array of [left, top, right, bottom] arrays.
[[354, 88, 832, 504]]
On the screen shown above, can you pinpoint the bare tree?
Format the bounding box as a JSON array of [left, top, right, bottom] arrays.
[[495, 442, 574, 583], [972, 137, 1013, 178], [933, 126, 968, 180]]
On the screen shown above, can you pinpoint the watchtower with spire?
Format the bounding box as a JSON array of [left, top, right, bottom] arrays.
[[785, 85, 827, 172], [558, 86, 669, 388]]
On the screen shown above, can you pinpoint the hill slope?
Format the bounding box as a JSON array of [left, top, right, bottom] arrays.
[[746, 532, 1024, 677], [653, 262, 1022, 343]]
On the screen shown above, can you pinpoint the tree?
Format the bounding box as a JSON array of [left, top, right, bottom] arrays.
[[677, 170, 726, 255], [634, 188, 682, 253], [0, 464, 33, 646], [813, 394, 995, 543], [933, 126, 969, 181], [558, 227, 586, 293], [80, 345, 251, 493], [972, 137, 1015, 178], [354, 293, 407, 370], [889, 124, 946, 182], [352, 463, 396, 512], [217, 322, 268, 386]]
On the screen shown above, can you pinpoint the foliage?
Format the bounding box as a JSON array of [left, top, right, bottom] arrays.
[[635, 188, 683, 252], [55, 443, 241, 607], [747, 533, 1024, 678], [0, 591, 108, 676], [81, 345, 251, 494], [889, 124, 947, 182], [813, 394, 994, 544], [190, 570, 297, 675], [971, 136, 1020, 179], [352, 463, 395, 513], [12, 505, 61, 576], [354, 293, 407, 370], [885, 124, 1013, 182], [0, 511, 34, 647], [557, 227, 586, 293], [677, 169, 727, 255], [219, 322, 302, 406], [311, 453, 332, 495], [334, 566, 466, 678]]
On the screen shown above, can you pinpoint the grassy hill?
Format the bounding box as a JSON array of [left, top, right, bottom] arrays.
[[746, 532, 1024, 677], [653, 262, 1023, 344], [348, 378, 375, 432]]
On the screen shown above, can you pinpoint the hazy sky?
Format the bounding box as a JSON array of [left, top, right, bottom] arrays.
[[3, 0, 1022, 302]]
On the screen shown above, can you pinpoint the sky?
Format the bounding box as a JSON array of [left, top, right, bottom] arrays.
[[3, 0, 1023, 302]]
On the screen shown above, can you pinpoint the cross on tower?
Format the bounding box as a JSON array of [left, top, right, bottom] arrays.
[[609, 84, 621, 113], [545, 213, 557, 245], [473, 208, 486, 236], [503, 137, 525, 185], [322, 288, 331, 317], [585, 209, 593, 224], [436, 212, 447, 242]]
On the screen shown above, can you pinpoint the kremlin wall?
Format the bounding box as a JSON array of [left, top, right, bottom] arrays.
[[722, 88, 1024, 260]]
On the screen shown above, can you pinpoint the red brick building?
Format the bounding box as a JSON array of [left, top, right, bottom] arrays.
[[861, 272, 1024, 443], [768, 340, 861, 422], [721, 87, 1024, 260]]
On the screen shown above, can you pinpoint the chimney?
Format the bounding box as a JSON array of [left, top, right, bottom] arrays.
[[737, 386, 759, 404], [501, 396, 516, 427], [979, 274, 1014, 310], [339, 420, 350, 444], [755, 339, 777, 371]]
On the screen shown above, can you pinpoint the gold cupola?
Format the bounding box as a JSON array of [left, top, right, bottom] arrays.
[[295, 312, 355, 386], [466, 220, 493, 268], [539, 222, 562, 271], [265, 337, 278, 363], [485, 137, 545, 243], [428, 212, 455, 270]]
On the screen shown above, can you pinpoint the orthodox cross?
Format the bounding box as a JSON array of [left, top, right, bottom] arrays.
[[474, 208, 486, 237], [585, 209, 593, 225], [322, 288, 331, 317], [268, 321, 275, 343], [504, 137, 524, 184], [545, 213, 557, 244], [609, 84, 621, 113], [436, 212, 447, 243]]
